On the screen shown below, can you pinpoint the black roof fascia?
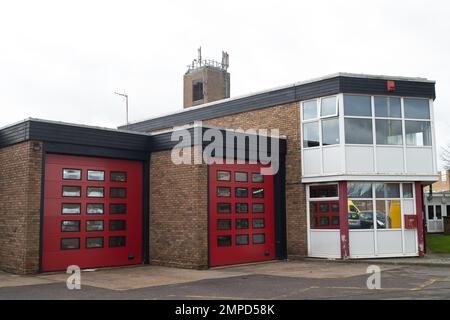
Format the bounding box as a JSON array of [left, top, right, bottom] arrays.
[[120, 75, 435, 133]]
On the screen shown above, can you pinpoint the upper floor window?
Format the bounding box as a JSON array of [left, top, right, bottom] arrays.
[[375, 97, 401, 118], [302, 96, 340, 148], [404, 98, 430, 119], [344, 95, 372, 117], [193, 81, 204, 102]]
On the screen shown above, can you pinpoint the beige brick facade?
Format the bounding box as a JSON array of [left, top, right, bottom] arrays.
[[149, 147, 209, 269], [0, 141, 42, 274]]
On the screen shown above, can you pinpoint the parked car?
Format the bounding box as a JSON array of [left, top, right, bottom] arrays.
[[359, 211, 387, 229], [348, 211, 361, 229]]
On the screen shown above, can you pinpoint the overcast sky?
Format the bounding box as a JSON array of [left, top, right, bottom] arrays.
[[1, 0, 449, 162]]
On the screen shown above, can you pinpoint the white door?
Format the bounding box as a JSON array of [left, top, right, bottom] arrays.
[[427, 205, 444, 233]]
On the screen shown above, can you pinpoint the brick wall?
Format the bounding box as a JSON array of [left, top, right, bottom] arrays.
[[0, 141, 42, 274], [204, 102, 307, 257], [149, 147, 209, 268]]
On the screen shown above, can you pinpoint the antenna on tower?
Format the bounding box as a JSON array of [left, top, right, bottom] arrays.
[[198, 47, 202, 66]]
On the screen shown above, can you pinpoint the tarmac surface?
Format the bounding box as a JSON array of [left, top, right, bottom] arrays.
[[1, 260, 449, 300]]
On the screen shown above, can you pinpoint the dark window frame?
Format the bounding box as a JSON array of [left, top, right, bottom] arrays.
[[217, 187, 231, 198], [61, 203, 81, 215], [110, 187, 127, 199], [109, 203, 127, 215], [252, 234, 266, 244], [109, 220, 127, 231], [86, 186, 105, 198], [235, 187, 249, 198], [110, 171, 128, 182], [86, 220, 104, 232], [235, 203, 249, 214], [235, 234, 249, 246], [217, 202, 232, 214], [252, 203, 265, 214], [87, 170, 105, 181], [234, 172, 248, 183], [61, 238, 80, 250], [86, 237, 104, 249], [62, 186, 82, 198], [61, 220, 81, 233], [109, 236, 126, 248], [62, 168, 82, 180], [86, 203, 105, 215], [216, 170, 231, 182]]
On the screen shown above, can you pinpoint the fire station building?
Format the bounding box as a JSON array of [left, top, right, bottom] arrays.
[[0, 60, 438, 274]]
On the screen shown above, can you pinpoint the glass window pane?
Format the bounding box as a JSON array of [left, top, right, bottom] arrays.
[[61, 220, 80, 232], [217, 219, 232, 230], [321, 96, 337, 117], [235, 219, 249, 229], [110, 187, 126, 198], [86, 237, 104, 249], [345, 118, 373, 144], [375, 97, 401, 118], [404, 98, 430, 119], [310, 202, 318, 229], [376, 120, 403, 145], [109, 220, 126, 231], [375, 183, 400, 198], [63, 169, 81, 180], [348, 200, 373, 229], [217, 171, 231, 181], [331, 216, 340, 226], [344, 95, 372, 117], [87, 187, 104, 198], [319, 203, 330, 213], [236, 235, 249, 246], [61, 238, 80, 250], [377, 200, 401, 229], [217, 187, 231, 197], [322, 118, 340, 146], [320, 216, 330, 227], [403, 184, 414, 198], [252, 173, 264, 183], [405, 121, 432, 146], [252, 203, 265, 213], [86, 220, 104, 232], [62, 186, 81, 197], [310, 185, 338, 198], [235, 172, 248, 182], [253, 218, 265, 229], [87, 170, 105, 181], [217, 235, 232, 247], [252, 188, 264, 198], [252, 234, 265, 244], [217, 203, 232, 214], [109, 236, 126, 248], [62, 203, 81, 215], [235, 203, 249, 214], [436, 206, 442, 219], [303, 100, 318, 120], [303, 122, 320, 148], [110, 172, 127, 182], [428, 206, 434, 220], [235, 188, 248, 198], [403, 199, 415, 216], [348, 183, 372, 198], [87, 203, 104, 215], [110, 203, 126, 214]]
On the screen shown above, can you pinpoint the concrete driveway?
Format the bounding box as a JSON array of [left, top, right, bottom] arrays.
[[0, 260, 449, 300]]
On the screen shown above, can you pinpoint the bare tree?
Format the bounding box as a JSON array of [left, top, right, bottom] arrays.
[[441, 142, 450, 170]]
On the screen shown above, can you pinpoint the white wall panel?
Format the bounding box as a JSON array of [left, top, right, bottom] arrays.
[[377, 230, 402, 255], [349, 230, 375, 257], [406, 148, 434, 174], [322, 146, 342, 174], [345, 146, 374, 173], [309, 230, 341, 258], [404, 230, 418, 254], [376, 147, 404, 174], [303, 148, 321, 176]]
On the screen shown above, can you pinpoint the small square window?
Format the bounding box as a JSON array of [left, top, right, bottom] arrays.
[[320, 216, 330, 226], [61, 220, 80, 232], [87, 187, 104, 198], [217, 235, 232, 247], [61, 238, 80, 250], [110, 203, 127, 214], [236, 234, 249, 246], [87, 170, 105, 181], [110, 187, 127, 198], [217, 187, 231, 198], [86, 220, 104, 232], [236, 203, 249, 214], [321, 96, 338, 117], [235, 172, 248, 182], [252, 234, 265, 244], [217, 219, 232, 230], [252, 203, 265, 214], [110, 172, 127, 182], [252, 173, 264, 183], [217, 171, 231, 182], [86, 237, 104, 249], [320, 203, 330, 213], [253, 218, 265, 229], [87, 203, 104, 215], [63, 169, 81, 180], [109, 236, 126, 248], [109, 220, 126, 231], [236, 219, 249, 230], [331, 216, 340, 226], [235, 188, 248, 198], [62, 203, 81, 215], [252, 188, 264, 198], [62, 186, 81, 197], [217, 203, 231, 214], [403, 183, 414, 198]]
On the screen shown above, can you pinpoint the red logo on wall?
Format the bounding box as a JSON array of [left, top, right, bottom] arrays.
[[387, 80, 396, 92]]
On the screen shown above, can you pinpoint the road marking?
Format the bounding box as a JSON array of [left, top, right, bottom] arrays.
[[410, 278, 437, 291]]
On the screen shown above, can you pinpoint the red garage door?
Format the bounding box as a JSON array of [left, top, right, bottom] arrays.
[[42, 154, 143, 272], [209, 162, 275, 267]]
